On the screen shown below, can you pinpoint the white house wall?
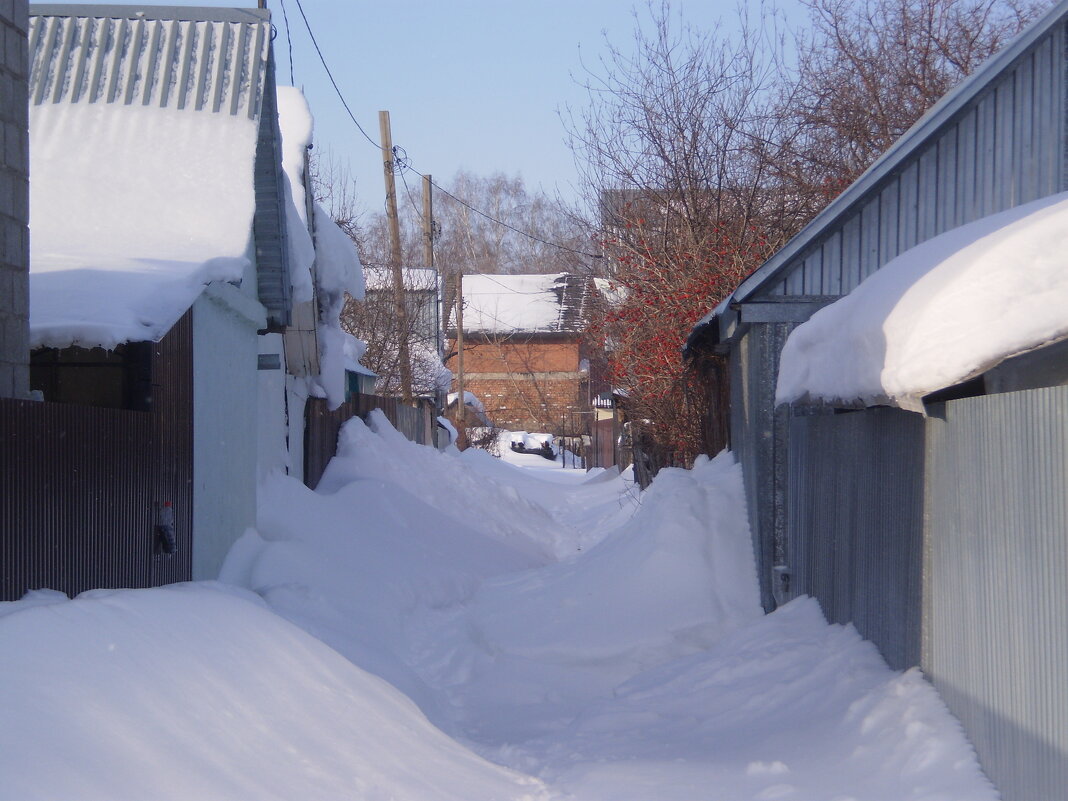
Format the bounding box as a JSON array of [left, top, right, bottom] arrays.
[[192, 284, 266, 580]]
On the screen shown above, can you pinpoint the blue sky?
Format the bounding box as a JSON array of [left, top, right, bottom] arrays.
[[80, 1, 803, 215]]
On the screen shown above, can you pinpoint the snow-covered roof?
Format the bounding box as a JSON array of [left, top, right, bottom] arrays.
[[27, 6, 274, 349], [459, 273, 588, 335], [776, 192, 1068, 412]]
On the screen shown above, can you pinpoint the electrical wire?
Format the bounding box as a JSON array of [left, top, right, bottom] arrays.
[[291, 0, 380, 149], [291, 0, 603, 261], [276, 0, 295, 86]]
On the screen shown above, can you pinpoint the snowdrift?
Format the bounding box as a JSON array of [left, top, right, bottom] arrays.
[[0, 583, 550, 801]]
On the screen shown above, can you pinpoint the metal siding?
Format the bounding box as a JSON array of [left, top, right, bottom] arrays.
[[997, 77, 1016, 210], [917, 146, 938, 242], [787, 407, 924, 670], [957, 106, 978, 224], [1, 399, 155, 600], [840, 213, 861, 294], [877, 179, 899, 266], [925, 387, 1068, 801], [252, 50, 293, 326], [150, 310, 193, 586], [898, 159, 919, 253], [1015, 49, 1036, 203], [859, 195, 879, 281], [935, 125, 957, 235]]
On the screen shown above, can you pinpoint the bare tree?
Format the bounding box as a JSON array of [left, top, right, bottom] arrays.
[[784, 0, 1048, 196]]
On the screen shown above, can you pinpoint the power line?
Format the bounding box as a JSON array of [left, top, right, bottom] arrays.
[[291, 0, 380, 150], [276, 0, 295, 86], [289, 0, 602, 261]]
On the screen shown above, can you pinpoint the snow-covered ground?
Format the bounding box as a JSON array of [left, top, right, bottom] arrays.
[[0, 415, 996, 800]]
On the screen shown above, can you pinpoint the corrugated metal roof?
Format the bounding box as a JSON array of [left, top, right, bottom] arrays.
[[29, 4, 271, 119]]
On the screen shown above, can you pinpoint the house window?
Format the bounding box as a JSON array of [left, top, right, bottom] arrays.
[[31, 343, 153, 411]]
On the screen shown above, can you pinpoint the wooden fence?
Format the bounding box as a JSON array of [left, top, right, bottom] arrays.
[[304, 394, 437, 489]]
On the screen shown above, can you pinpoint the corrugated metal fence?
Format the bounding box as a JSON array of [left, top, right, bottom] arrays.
[[786, 386, 1068, 799], [924, 388, 1068, 801], [304, 394, 437, 490], [0, 398, 188, 599], [787, 406, 924, 670]]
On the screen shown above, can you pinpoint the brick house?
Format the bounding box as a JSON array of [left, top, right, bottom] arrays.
[[447, 273, 595, 433]]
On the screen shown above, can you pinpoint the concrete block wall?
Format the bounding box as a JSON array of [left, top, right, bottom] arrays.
[[0, 0, 27, 399]]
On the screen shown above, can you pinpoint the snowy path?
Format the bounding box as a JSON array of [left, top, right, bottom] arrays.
[[0, 414, 997, 800]]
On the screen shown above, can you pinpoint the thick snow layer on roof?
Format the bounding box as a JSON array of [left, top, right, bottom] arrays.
[[462, 273, 566, 334], [276, 87, 316, 304], [30, 102, 260, 349], [777, 192, 1068, 411]]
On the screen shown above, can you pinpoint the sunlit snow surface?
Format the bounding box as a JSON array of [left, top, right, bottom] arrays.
[[777, 191, 1068, 411], [29, 102, 259, 349], [0, 415, 996, 800]]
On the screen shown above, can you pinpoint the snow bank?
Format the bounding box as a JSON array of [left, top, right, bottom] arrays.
[[29, 102, 259, 348], [277, 88, 367, 409], [276, 87, 316, 303], [411, 453, 762, 743], [0, 583, 550, 801], [531, 598, 996, 801], [777, 191, 1068, 410]]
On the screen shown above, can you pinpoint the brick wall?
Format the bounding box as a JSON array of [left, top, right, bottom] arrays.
[[0, 1, 27, 398], [449, 336, 586, 431]]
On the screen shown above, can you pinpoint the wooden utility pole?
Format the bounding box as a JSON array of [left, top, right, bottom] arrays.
[[379, 110, 414, 404], [456, 265, 466, 427], [421, 174, 434, 270]]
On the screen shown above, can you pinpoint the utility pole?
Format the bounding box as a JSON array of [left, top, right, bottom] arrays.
[[421, 174, 434, 271], [379, 110, 414, 404], [456, 264, 466, 428]]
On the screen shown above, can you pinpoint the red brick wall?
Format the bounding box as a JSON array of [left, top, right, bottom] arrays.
[[447, 337, 586, 431]]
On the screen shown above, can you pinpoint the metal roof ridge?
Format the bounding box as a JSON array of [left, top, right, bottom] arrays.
[[727, 0, 1068, 305], [29, 4, 270, 24]]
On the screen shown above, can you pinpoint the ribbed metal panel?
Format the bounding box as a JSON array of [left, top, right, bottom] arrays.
[[764, 21, 1066, 300], [150, 310, 193, 587], [787, 406, 925, 669], [28, 7, 270, 119], [0, 397, 154, 599], [924, 387, 1068, 801], [0, 314, 194, 599]]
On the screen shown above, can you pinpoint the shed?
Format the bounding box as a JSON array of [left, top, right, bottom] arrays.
[[7, 4, 362, 596], [685, 4, 1068, 798]]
